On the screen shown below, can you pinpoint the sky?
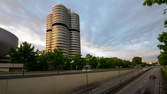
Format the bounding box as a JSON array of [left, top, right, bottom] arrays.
[[0, 0, 166, 62]]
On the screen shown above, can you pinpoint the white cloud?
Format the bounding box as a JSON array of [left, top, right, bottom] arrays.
[[0, 24, 45, 50], [81, 39, 160, 61], [0, 0, 165, 62]]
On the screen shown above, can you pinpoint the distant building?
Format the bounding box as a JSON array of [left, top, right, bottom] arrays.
[[46, 4, 80, 56], [0, 63, 23, 72], [148, 61, 156, 65]]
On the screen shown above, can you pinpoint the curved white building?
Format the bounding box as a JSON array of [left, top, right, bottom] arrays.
[[0, 28, 18, 57], [46, 4, 80, 56]]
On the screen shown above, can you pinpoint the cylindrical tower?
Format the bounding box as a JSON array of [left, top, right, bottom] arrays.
[[46, 4, 81, 56], [52, 5, 70, 27], [70, 12, 80, 55], [51, 4, 70, 55], [46, 13, 53, 52]]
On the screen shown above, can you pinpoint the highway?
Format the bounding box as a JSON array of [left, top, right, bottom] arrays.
[[0, 67, 161, 94], [116, 67, 162, 94], [71, 68, 149, 94]]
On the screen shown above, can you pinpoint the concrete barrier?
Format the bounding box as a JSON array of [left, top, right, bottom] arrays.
[[0, 69, 133, 94]]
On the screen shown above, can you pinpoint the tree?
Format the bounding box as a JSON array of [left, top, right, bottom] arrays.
[[144, 0, 167, 27], [9, 42, 37, 71], [85, 54, 98, 69], [98, 57, 108, 68], [10, 48, 21, 64], [158, 53, 167, 65], [71, 54, 85, 70], [9, 42, 138, 71], [47, 49, 66, 70], [144, 0, 167, 6], [144, 1, 167, 65], [157, 32, 167, 65], [132, 57, 142, 64], [64, 56, 72, 70], [158, 32, 167, 53], [36, 51, 48, 71]]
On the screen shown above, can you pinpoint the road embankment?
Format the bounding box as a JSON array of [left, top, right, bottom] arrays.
[[0, 69, 133, 94]]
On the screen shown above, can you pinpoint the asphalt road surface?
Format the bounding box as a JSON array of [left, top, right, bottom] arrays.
[[116, 67, 162, 94], [71, 68, 149, 94]]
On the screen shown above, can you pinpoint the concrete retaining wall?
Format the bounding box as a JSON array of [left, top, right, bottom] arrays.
[[0, 69, 133, 94]]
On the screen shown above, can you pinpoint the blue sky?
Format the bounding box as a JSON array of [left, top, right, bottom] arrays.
[[0, 0, 166, 62]]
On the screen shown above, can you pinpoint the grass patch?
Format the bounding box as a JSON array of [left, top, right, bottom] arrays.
[[161, 67, 167, 94], [0, 71, 10, 74], [161, 67, 167, 82]]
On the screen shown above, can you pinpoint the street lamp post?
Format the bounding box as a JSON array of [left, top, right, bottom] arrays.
[[119, 66, 122, 85], [70, 60, 74, 71], [84, 64, 91, 92], [86, 66, 88, 82], [22, 63, 25, 76]]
